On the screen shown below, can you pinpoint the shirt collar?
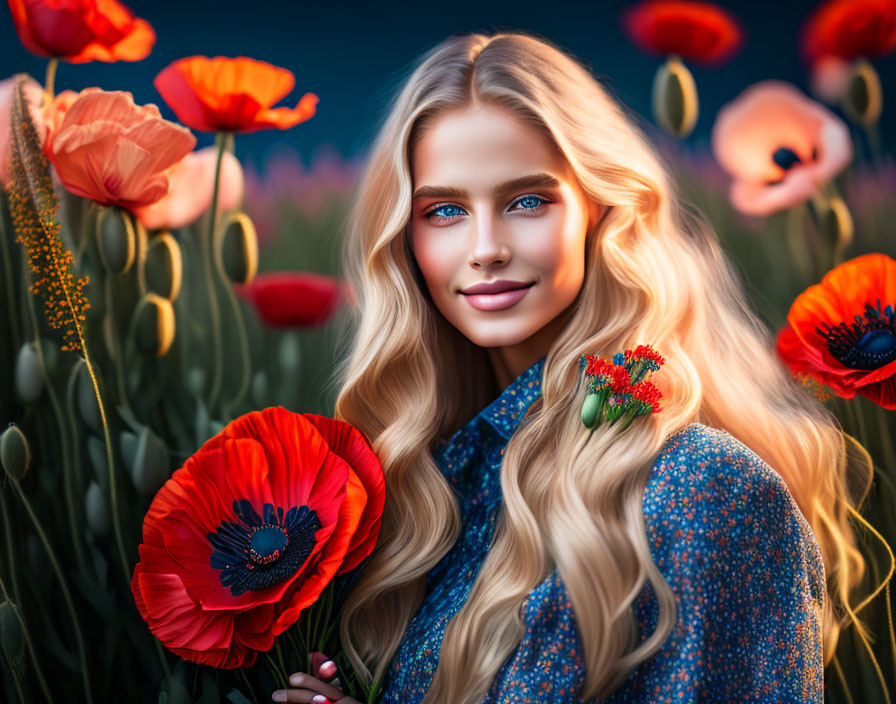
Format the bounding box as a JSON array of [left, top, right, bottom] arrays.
[[478, 354, 546, 441], [434, 354, 547, 469]]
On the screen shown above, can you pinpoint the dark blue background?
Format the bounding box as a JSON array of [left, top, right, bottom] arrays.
[[2, 0, 894, 169]]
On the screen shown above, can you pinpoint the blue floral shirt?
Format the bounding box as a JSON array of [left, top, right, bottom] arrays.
[[377, 355, 825, 703]]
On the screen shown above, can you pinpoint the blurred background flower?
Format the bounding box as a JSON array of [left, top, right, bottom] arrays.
[[133, 146, 244, 230], [7, 0, 155, 63], [711, 80, 852, 216], [153, 55, 319, 134]]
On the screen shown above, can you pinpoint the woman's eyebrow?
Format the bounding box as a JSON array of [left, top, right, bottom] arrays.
[[412, 172, 561, 200]]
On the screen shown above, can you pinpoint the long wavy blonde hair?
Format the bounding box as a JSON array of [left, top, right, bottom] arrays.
[[330, 30, 868, 703]]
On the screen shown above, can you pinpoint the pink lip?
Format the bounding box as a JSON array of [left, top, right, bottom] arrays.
[[461, 279, 534, 295], [461, 283, 535, 311]]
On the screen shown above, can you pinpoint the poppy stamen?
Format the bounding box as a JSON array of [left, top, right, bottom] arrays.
[[815, 299, 896, 370], [208, 499, 321, 596]]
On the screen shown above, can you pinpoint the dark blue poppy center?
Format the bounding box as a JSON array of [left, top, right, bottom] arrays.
[[772, 146, 802, 171], [208, 500, 321, 596], [248, 525, 289, 565], [816, 299, 896, 370]]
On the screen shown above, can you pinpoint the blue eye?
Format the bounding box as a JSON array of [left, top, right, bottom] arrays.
[[514, 195, 546, 211], [428, 204, 465, 220]]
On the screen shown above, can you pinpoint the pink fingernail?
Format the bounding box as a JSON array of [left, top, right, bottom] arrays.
[[311, 696, 328, 704], [319, 660, 337, 677]]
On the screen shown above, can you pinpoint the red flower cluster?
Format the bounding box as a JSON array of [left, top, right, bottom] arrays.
[[580, 346, 665, 430], [131, 407, 385, 667]]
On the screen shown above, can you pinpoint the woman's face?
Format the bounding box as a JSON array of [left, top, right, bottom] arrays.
[[409, 103, 598, 376]]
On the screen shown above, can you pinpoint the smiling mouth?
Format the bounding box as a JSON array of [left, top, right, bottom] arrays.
[[459, 282, 536, 296], [460, 282, 536, 311]]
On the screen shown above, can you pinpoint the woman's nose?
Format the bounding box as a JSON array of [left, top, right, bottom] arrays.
[[468, 212, 511, 268]]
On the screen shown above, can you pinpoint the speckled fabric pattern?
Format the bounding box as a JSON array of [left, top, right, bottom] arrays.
[[377, 355, 825, 703]]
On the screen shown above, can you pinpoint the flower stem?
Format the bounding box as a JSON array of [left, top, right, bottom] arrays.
[[21, 252, 89, 576], [238, 668, 259, 704], [216, 134, 252, 420], [264, 650, 288, 690], [204, 131, 227, 416], [43, 58, 58, 105], [10, 475, 93, 703]]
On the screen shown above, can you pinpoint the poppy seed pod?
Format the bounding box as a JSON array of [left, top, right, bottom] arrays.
[[0, 424, 30, 481], [96, 206, 136, 275], [821, 197, 854, 263], [74, 359, 103, 433], [132, 293, 176, 357], [130, 426, 171, 497], [145, 231, 183, 301], [843, 59, 882, 127], [0, 600, 24, 668], [652, 56, 699, 138], [221, 212, 259, 285], [14, 342, 44, 404], [85, 481, 110, 537]]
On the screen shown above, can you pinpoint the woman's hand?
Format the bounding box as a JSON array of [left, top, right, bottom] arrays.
[[271, 652, 362, 704]]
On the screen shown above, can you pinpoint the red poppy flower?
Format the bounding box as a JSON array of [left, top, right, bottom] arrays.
[[801, 0, 896, 62], [621, 0, 743, 65], [7, 0, 155, 63], [153, 56, 318, 133], [130, 407, 385, 667], [235, 271, 348, 328], [776, 253, 896, 409]]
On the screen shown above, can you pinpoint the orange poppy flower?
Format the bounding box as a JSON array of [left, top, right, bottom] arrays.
[[7, 0, 155, 63], [801, 0, 896, 62], [621, 0, 743, 65], [776, 253, 896, 409], [153, 56, 318, 134]]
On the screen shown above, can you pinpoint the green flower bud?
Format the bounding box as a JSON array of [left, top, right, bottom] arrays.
[[186, 367, 205, 397], [129, 426, 170, 497], [252, 370, 268, 406], [132, 293, 176, 357], [85, 481, 110, 537], [14, 342, 44, 404], [652, 55, 699, 138], [0, 424, 30, 481], [96, 206, 136, 276], [145, 231, 183, 301], [581, 393, 601, 429], [221, 212, 259, 285]]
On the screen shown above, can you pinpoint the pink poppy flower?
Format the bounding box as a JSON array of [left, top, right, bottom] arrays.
[[44, 87, 196, 209], [711, 80, 852, 216], [133, 146, 244, 231], [0, 74, 46, 186]]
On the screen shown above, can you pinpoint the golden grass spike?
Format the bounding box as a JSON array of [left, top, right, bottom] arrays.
[[7, 74, 90, 353]]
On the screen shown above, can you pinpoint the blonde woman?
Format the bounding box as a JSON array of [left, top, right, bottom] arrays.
[[272, 30, 866, 704]]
